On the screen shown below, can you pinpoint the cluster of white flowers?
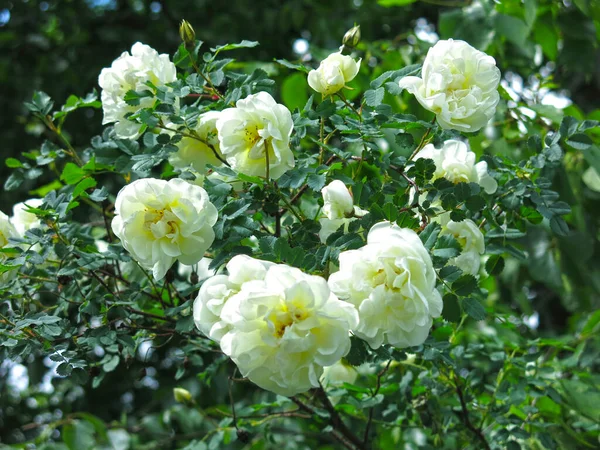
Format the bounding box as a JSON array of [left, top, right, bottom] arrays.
[[399, 39, 500, 133], [99, 42, 177, 139], [308, 52, 361, 96], [95, 38, 504, 396], [111, 178, 218, 280], [414, 139, 497, 194], [329, 222, 443, 349], [194, 255, 358, 396]]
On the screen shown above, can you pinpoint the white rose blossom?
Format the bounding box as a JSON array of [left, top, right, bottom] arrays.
[[111, 178, 218, 280], [308, 52, 361, 96], [169, 111, 224, 174], [320, 360, 358, 387], [440, 219, 485, 276], [12, 198, 43, 236], [0, 211, 20, 284], [328, 222, 442, 349], [414, 139, 497, 194], [399, 39, 501, 132], [322, 180, 354, 220], [193, 255, 272, 343], [216, 92, 294, 180], [318, 206, 368, 244], [219, 263, 358, 396], [99, 42, 177, 139]]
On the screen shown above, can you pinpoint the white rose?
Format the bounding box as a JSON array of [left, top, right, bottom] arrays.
[[111, 178, 218, 280], [216, 92, 294, 180], [219, 263, 358, 396], [440, 219, 485, 276], [328, 222, 442, 349], [169, 111, 224, 174], [308, 52, 361, 96], [322, 180, 354, 220], [0, 211, 20, 284], [583, 167, 600, 193], [321, 360, 358, 387], [399, 39, 500, 132], [178, 257, 215, 283], [99, 42, 177, 139], [318, 206, 368, 244], [193, 255, 272, 342], [12, 198, 43, 236], [414, 140, 497, 194]]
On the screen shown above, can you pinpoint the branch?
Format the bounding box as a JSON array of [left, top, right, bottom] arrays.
[[454, 374, 491, 450], [316, 385, 367, 450], [364, 360, 393, 445]]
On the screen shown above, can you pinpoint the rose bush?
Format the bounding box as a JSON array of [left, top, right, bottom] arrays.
[[2, 4, 599, 449]]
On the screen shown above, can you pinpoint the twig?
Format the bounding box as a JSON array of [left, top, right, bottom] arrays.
[[317, 384, 366, 450], [454, 374, 491, 450], [364, 360, 393, 446]]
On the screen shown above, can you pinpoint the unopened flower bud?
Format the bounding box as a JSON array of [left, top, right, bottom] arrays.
[[342, 25, 361, 49], [173, 387, 193, 404], [179, 20, 196, 48]]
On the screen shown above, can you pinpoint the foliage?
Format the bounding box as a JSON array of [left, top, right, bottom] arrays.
[[1, 1, 600, 450]]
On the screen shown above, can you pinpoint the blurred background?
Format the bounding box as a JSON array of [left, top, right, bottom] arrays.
[[1, 0, 599, 448]]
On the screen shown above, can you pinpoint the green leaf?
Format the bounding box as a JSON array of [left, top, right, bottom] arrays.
[[211, 40, 259, 54], [485, 255, 505, 276], [565, 133, 593, 150], [524, 0, 537, 27], [62, 420, 96, 450], [495, 14, 530, 47], [123, 89, 154, 106], [439, 265, 463, 283], [25, 91, 54, 115], [364, 88, 385, 107], [487, 228, 526, 239], [5, 157, 23, 168], [275, 58, 310, 74], [281, 72, 309, 111], [60, 163, 86, 185], [73, 177, 97, 199], [442, 294, 461, 323], [534, 17, 558, 60], [378, 0, 417, 7], [433, 235, 461, 260], [420, 222, 441, 250], [4, 171, 24, 191], [452, 274, 477, 296], [462, 298, 486, 321], [57, 363, 73, 376], [549, 216, 569, 236], [344, 336, 369, 366]]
